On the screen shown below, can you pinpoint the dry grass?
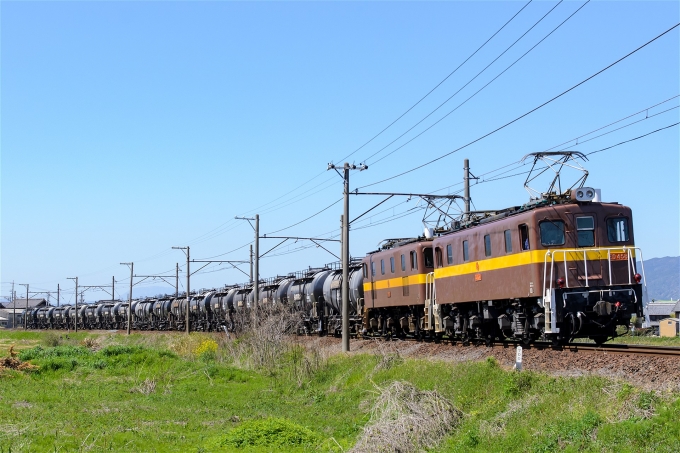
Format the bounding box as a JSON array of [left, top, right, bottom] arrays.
[[350, 380, 462, 453], [130, 377, 157, 395], [0, 345, 40, 373]]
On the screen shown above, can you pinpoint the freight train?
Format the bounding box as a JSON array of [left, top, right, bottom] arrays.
[[24, 156, 647, 346]]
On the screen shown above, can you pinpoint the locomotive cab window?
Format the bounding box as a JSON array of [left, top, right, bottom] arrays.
[[363, 263, 368, 278], [504, 230, 513, 253], [540, 220, 566, 246], [576, 216, 595, 247], [371, 261, 376, 277], [484, 235, 492, 257], [424, 248, 434, 269], [410, 251, 418, 270], [401, 254, 406, 271], [435, 248, 443, 268], [380, 259, 385, 275], [446, 244, 453, 264], [463, 240, 469, 262], [390, 257, 395, 273], [607, 217, 629, 242], [519, 224, 530, 250]]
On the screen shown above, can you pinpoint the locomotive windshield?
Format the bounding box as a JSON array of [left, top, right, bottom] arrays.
[[539, 220, 565, 246], [607, 218, 630, 242]]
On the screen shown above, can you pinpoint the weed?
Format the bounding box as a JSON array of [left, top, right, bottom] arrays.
[[221, 418, 319, 448], [42, 333, 62, 348], [194, 339, 218, 362]]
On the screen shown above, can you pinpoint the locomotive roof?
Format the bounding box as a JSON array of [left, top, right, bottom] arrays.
[[372, 198, 624, 253]]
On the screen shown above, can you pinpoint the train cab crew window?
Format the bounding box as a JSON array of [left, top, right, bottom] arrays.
[[363, 263, 368, 278], [519, 224, 530, 250], [447, 244, 453, 264], [504, 230, 513, 253], [424, 248, 434, 268], [463, 240, 469, 262], [401, 254, 406, 271], [371, 262, 376, 277], [410, 251, 418, 270], [540, 220, 566, 246], [380, 259, 385, 275], [607, 218, 630, 242], [484, 235, 492, 257], [435, 248, 443, 268], [390, 257, 395, 273], [576, 216, 595, 247]]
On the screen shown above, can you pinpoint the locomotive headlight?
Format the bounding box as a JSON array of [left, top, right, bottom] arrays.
[[572, 187, 598, 202], [634, 273, 642, 283]]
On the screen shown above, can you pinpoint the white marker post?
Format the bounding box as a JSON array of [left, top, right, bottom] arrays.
[[515, 345, 523, 371]]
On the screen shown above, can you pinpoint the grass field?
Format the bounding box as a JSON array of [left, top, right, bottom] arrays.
[[1, 330, 678, 452]]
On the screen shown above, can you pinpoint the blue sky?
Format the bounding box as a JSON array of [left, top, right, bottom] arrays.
[[2, 1, 678, 303]]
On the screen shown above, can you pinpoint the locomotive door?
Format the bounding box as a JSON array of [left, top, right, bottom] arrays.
[[569, 213, 602, 287]]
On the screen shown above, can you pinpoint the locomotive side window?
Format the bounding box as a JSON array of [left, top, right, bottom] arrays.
[[463, 240, 469, 262], [401, 254, 406, 271], [576, 216, 595, 247], [484, 235, 492, 257], [607, 218, 629, 242], [435, 248, 443, 268], [446, 244, 453, 264], [390, 257, 395, 273], [380, 259, 385, 275], [410, 251, 418, 270], [363, 263, 368, 278], [519, 224, 530, 250], [504, 230, 513, 253], [424, 248, 434, 268], [540, 220, 566, 246], [371, 261, 376, 277]]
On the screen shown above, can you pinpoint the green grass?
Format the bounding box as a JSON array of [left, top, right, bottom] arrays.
[[0, 331, 678, 452]]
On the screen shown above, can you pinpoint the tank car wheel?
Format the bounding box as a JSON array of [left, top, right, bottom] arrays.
[[521, 335, 532, 346], [485, 336, 493, 347]]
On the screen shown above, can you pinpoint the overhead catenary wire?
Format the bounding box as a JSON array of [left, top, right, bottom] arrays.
[[359, 22, 680, 188], [361, 0, 568, 165], [336, 0, 534, 164], [366, 0, 592, 167]]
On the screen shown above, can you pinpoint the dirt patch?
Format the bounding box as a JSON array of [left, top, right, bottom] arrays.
[[300, 337, 680, 392]]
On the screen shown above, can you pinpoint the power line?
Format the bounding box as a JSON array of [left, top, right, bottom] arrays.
[[361, 0, 567, 164], [359, 22, 680, 188], [336, 0, 534, 163], [366, 0, 591, 167]]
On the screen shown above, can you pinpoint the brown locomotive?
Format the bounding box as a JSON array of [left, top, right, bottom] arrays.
[[361, 191, 644, 345]]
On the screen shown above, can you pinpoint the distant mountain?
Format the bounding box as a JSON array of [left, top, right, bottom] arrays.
[[639, 256, 679, 302]]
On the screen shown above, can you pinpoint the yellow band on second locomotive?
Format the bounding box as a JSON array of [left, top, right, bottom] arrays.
[[363, 247, 636, 291]]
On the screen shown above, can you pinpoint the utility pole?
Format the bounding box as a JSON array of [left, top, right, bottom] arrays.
[[112, 276, 115, 301], [235, 215, 259, 320], [120, 263, 133, 335], [464, 158, 471, 219], [327, 162, 367, 353], [249, 245, 253, 283], [18, 284, 28, 329], [11, 281, 15, 328], [172, 247, 190, 334], [57, 284, 60, 307], [254, 214, 259, 314], [68, 277, 78, 332], [175, 263, 179, 298]]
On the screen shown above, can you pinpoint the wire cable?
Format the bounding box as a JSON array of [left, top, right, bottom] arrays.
[[359, 22, 680, 188]]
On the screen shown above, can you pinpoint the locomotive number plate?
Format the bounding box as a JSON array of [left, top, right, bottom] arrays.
[[610, 252, 628, 261]]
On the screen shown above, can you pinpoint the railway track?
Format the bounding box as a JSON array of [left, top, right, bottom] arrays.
[[558, 343, 680, 357]]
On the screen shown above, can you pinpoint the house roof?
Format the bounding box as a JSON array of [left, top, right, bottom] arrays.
[[662, 318, 680, 323], [645, 303, 676, 317], [672, 300, 680, 313], [0, 299, 47, 310]]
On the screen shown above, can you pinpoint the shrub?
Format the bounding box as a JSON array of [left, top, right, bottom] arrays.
[[222, 418, 319, 448]]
